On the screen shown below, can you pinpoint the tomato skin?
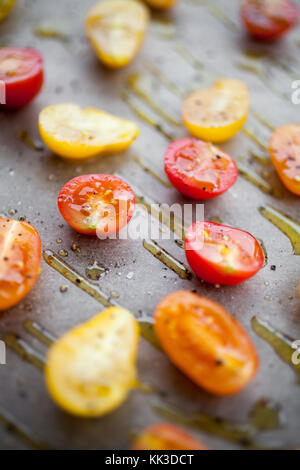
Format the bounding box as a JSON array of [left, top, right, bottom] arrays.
[[185, 221, 264, 285], [132, 423, 208, 450], [269, 124, 300, 196], [164, 138, 238, 200], [240, 0, 299, 40], [0, 48, 44, 110], [0, 217, 41, 311], [154, 291, 259, 396], [57, 174, 135, 236]]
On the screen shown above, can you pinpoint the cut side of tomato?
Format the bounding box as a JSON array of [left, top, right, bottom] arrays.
[[132, 423, 208, 450], [269, 124, 300, 196], [58, 174, 135, 237], [185, 221, 264, 285], [85, 0, 149, 68], [0, 217, 41, 311], [39, 103, 139, 159], [154, 291, 259, 396], [0, 47, 44, 109], [182, 79, 249, 143], [164, 137, 238, 200], [45, 307, 139, 417], [240, 0, 299, 40]]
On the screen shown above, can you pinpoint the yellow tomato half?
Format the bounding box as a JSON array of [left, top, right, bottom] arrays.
[[182, 78, 249, 143], [39, 103, 139, 159], [144, 0, 178, 9], [0, 0, 16, 22], [85, 0, 150, 68], [45, 307, 140, 417]]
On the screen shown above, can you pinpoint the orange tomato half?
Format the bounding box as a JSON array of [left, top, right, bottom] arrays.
[[132, 423, 207, 450], [0, 217, 41, 311], [269, 124, 300, 196], [154, 291, 259, 396]]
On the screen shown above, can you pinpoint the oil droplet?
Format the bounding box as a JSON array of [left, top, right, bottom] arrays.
[[16, 130, 44, 151], [58, 249, 68, 257], [85, 261, 106, 281], [33, 22, 69, 41], [23, 320, 55, 347], [259, 206, 300, 255], [143, 239, 193, 280], [252, 316, 300, 381], [60, 285, 68, 293], [110, 291, 119, 299], [126, 272, 134, 280], [71, 243, 81, 253], [56, 238, 62, 244]]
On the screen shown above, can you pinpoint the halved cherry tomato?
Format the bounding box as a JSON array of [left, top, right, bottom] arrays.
[[0, 0, 16, 22], [45, 307, 139, 417], [0, 217, 41, 311], [132, 423, 208, 450], [58, 174, 135, 237], [154, 291, 259, 396], [164, 137, 238, 200], [85, 0, 149, 68], [39, 103, 139, 160], [182, 79, 249, 143], [143, 0, 178, 9], [240, 0, 299, 40], [185, 221, 264, 285], [0, 47, 43, 110], [269, 124, 300, 196]]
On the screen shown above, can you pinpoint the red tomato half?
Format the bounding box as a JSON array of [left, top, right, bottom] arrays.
[[0, 48, 44, 109], [164, 138, 238, 200], [58, 174, 135, 237], [240, 0, 299, 40], [185, 221, 264, 285], [0, 217, 41, 311]]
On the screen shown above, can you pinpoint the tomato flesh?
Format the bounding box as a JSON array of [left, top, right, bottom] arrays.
[[132, 423, 208, 450], [185, 221, 264, 285], [154, 291, 259, 396], [164, 138, 238, 200], [0, 217, 41, 311], [57, 174, 135, 236], [0, 48, 44, 109], [269, 124, 300, 196], [240, 0, 299, 40]]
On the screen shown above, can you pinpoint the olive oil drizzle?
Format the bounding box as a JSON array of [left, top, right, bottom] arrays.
[[237, 164, 281, 198], [259, 206, 300, 255], [3, 334, 45, 371], [121, 90, 174, 141], [173, 42, 204, 71], [208, 5, 238, 31], [134, 156, 172, 188], [252, 316, 300, 380], [242, 128, 268, 152], [127, 73, 181, 126], [252, 111, 276, 131], [144, 62, 185, 99], [23, 320, 55, 347], [154, 399, 281, 449], [16, 130, 44, 151], [143, 239, 193, 280], [139, 321, 162, 351], [0, 407, 49, 450], [43, 250, 114, 307], [114, 174, 186, 239]]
